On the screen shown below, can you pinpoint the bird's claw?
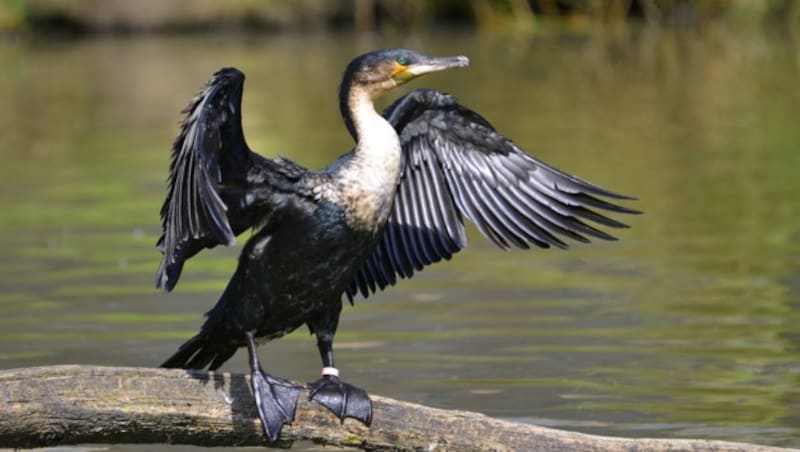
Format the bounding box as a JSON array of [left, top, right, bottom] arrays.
[[251, 369, 301, 442], [309, 375, 373, 426]]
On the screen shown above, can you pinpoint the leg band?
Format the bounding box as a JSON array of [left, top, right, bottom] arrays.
[[322, 366, 339, 377]]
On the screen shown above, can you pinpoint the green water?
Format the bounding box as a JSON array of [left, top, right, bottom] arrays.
[[1, 27, 799, 448]]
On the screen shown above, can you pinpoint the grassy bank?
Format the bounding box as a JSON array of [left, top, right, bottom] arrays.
[[1, 0, 798, 36]]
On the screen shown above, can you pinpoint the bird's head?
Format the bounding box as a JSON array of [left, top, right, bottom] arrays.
[[343, 49, 469, 99]]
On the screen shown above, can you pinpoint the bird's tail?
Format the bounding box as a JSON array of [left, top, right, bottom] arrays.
[[161, 315, 239, 371]]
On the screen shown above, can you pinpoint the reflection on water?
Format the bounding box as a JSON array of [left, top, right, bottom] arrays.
[[1, 28, 800, 448]]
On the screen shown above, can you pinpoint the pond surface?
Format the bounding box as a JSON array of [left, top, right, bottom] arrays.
[[1, 26, 799, 449]]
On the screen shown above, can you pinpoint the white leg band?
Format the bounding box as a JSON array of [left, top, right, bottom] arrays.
[[322, 366, 340, 377]]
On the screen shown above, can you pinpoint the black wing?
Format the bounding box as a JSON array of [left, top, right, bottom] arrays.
[[156, 68, 260, 291], [347, 89, 639, 300]]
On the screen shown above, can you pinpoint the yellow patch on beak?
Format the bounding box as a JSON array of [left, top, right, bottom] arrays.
[[390, 61, 409, 78]]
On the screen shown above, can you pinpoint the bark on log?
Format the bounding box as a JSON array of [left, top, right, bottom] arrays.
[[0, 365, 790, 451]]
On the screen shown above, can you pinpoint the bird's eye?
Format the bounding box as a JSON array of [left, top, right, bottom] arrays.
[[396, 56, 408, 66]]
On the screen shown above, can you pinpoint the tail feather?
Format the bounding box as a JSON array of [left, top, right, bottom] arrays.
[[162, 283, 240, 371], [161, 331, 239, 371], [161, 334, 205, 369]]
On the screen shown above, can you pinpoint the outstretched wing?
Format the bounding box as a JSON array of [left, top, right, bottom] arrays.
[[347, 89, 639, 300], [156, 67, 258, 291]]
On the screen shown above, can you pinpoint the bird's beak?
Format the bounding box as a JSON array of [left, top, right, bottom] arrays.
[[392, 55, 470, 83]]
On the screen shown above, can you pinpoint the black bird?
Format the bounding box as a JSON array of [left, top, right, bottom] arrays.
[[157, 49, 638, 442]]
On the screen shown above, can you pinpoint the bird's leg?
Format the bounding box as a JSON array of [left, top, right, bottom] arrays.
[[245, 331, 301, 442], [308, 332, 373, 426]]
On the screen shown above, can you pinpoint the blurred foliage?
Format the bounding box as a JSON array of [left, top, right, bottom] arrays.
[[0, 0, 24, 31], [0, 0, 799, 35]]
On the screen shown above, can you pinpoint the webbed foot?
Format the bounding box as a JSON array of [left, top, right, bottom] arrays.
[[251, 366, 301, 442], [246, 331, 301, 442], [309, 374, 373, 426]]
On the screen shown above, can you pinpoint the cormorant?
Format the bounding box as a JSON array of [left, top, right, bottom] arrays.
[[157, 49, 638, 442]]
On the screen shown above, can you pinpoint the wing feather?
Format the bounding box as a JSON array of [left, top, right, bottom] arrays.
[[156, 68, 259, 291], [346, 88, 639, 301]]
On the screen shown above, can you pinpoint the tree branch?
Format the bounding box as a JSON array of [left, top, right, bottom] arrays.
[[0, 365, 787, 451]]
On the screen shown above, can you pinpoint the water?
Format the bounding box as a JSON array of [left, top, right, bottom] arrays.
[[1, 26, 799, 448]]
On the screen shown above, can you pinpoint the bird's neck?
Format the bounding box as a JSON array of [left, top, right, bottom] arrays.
[[354, 87, 398, 147], [334, 83, 403, 231], [340, 84, 402, 176]]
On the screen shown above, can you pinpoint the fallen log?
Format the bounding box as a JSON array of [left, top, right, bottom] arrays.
[[0, 365, 789, 451]]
